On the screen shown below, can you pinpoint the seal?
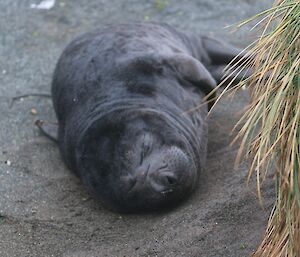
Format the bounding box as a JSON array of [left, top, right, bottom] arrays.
[[45, 23, 247, 213]]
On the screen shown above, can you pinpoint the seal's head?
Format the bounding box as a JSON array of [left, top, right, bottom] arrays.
[[76, 107, 200, 213]]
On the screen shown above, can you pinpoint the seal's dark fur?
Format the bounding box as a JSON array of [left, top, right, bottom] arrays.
[[51, 23, 243, 213]]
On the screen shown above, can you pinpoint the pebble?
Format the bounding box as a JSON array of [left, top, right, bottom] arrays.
[[30, 108, 38, 115]]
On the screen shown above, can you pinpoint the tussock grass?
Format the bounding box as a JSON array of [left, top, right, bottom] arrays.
[[220, 0, 300, 256]]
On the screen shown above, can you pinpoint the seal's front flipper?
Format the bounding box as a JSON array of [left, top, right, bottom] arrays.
[[120, 53, 217, 109], [35, 120, 58, 143], [165, 54, 217, 109]]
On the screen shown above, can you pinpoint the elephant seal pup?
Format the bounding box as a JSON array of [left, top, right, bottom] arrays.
[[49, 22, 245, 213]]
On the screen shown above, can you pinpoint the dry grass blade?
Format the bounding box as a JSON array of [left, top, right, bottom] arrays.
[[220, 0, 300, 256]]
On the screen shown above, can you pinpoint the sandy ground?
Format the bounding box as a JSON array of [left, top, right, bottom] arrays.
[[0, 1, 275, 256]]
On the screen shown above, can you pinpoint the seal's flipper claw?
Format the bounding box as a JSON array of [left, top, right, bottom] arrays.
[[35, 119, 58, 143]]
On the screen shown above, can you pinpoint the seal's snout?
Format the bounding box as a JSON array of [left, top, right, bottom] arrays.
[[146, 146, 190, 193], [119, 145, 196, 211], [128, 162, 180, 194]]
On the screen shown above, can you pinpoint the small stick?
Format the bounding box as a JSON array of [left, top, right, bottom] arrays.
[[9, 93, 51, 108]]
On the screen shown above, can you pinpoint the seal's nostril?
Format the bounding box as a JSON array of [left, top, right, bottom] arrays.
[[156, 172, 178, 188], [165, 175, 177, 185]]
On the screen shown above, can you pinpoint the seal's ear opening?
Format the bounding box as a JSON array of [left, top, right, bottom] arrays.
[[164, 54, 217, 109]]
